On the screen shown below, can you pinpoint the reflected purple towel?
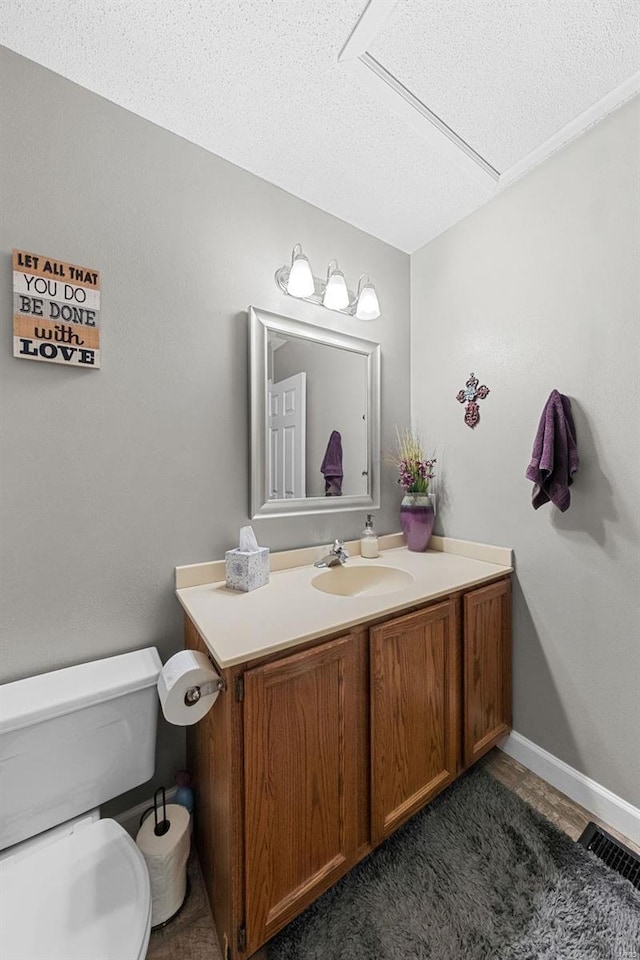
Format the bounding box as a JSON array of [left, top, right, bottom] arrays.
[[321, 430, 343, 496], [526, 390, 579, 512]]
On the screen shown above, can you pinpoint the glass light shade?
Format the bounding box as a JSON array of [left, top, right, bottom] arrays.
[[323, 269, 349, 310], [355, 282, 380, 320], [287, 254, 315, 298]]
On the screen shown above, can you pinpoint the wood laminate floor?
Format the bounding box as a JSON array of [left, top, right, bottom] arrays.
[[145, 748, 638, 960], [480, 749, 640, 857]]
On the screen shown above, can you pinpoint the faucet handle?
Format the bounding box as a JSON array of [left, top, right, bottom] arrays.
[[333, 539, 349, 559]]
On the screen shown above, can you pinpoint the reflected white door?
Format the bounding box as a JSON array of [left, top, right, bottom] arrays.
[[268, 372, 306, 499]]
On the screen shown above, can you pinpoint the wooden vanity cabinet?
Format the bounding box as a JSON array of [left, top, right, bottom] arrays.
[[243, 632, 369, 953], [463, 578, 512, 767], [185, 575, 511, 960], [370, 599, 460, 843]]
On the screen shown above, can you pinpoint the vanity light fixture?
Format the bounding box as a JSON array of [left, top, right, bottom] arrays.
[[354, 275, 381, 321], [322, 260, 350, 310], [275, 245, 381, 319], [286, 243, 315, 298]]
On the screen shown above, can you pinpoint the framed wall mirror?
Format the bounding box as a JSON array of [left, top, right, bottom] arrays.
[[249, 306, 380, 518]]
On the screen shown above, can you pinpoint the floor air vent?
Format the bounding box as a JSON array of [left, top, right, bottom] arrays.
[[578, 822, 640, 890]]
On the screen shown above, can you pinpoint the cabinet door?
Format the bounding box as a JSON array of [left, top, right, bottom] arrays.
[[370, 600, 460, 843], [243, 634, 366, 953], [463, 578, 512, 767]]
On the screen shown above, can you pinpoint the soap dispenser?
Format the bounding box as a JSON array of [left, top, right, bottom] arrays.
[[360, 513, 379, 559]]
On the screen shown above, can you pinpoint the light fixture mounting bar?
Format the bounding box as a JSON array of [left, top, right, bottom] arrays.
[[274, 266, 357, 317]]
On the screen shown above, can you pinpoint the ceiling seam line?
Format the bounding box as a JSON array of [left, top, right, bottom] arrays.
[[359, 52, 500, 181]]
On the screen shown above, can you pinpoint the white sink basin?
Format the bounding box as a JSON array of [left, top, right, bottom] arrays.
[[311, 565, 414, 598]]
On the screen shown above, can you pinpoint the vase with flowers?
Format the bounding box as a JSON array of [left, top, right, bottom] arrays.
[[392, 427, 437, 552]]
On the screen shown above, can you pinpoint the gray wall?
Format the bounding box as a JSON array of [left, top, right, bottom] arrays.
[[0, 47, 410, 807], [411, 97, 640, 805]]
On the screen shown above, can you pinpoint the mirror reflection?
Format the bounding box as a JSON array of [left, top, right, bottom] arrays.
[[249, 307, 380, 519], [268, 332, 368, 500]]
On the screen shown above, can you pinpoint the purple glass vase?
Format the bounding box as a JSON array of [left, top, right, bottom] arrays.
[[400, 494, 435, 552]]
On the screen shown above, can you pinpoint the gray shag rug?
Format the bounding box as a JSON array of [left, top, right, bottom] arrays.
[[267, 766, 640, 960]]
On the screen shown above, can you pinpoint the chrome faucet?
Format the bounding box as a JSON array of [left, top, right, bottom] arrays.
[[314, 539, 349, 568]]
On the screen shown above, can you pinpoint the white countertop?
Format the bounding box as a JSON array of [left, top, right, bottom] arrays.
[[175, 535, 513, 669]]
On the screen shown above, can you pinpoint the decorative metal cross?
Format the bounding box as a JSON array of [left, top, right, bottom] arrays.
[[456, 372, 490, 428]]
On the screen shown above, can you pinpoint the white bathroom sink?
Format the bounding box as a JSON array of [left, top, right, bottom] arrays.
[[311, 565, 414, 598]]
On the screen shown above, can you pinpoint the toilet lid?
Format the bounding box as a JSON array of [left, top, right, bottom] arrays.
[[0, 818, 151, 960]]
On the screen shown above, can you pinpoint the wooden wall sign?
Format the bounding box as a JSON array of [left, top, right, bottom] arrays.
[[13, 249, 101, 368]]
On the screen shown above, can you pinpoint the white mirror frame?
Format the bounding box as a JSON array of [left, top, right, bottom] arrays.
[[249, 306, 381, 519]]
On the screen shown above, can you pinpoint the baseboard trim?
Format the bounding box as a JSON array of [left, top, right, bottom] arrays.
[[499, 731, 640, 846]]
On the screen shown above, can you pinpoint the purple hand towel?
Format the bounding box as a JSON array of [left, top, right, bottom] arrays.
[[320, 430, 343, 496], [526, 390, 579, 512]]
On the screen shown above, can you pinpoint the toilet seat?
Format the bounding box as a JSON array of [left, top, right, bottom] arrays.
[[0, 818, 151, 960]]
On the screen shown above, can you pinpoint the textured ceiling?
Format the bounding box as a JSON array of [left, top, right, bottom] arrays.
[[369, 0, 640, 172], [0, 0, 638, 252]]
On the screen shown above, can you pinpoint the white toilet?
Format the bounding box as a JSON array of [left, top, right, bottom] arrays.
[[0, 647, 162, 960]]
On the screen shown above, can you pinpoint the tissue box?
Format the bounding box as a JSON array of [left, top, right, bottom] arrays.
[[225, 547, 270, 592]]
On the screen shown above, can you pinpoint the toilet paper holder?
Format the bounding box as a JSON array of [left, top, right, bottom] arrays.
[[183, 674, 225, 706]]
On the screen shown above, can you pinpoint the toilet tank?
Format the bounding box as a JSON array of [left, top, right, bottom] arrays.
[[0, 648, 162, 850]]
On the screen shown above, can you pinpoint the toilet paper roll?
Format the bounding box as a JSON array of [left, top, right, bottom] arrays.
[[157, 650, 221, 726], [136, 803, 191, 927]]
